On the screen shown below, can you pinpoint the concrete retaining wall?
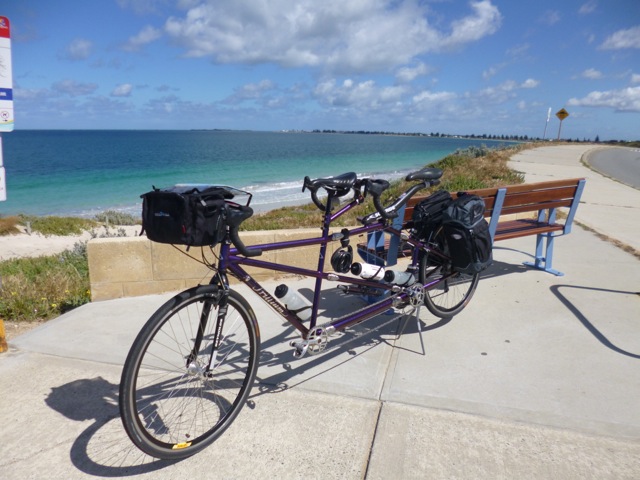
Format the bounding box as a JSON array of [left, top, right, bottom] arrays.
[[87, 228, 346, 301]]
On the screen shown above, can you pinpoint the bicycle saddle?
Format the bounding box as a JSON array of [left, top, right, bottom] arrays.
[[405, 168, 443, 182], [303, 172, 357, 195]]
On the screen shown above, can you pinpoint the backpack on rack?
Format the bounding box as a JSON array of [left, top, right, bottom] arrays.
[[140, 185, 229, 247], [441, 193, 493, 274], [410, 190, 453, 240]]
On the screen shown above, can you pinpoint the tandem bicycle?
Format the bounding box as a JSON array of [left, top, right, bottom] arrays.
[[119, 167, 486, 459]]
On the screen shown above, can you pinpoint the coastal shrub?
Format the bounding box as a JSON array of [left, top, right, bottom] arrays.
[[0, 216, 21, 236], [18, 214, 97, 236], [0, 243, 90, 321], [94, 210, 140, 226]]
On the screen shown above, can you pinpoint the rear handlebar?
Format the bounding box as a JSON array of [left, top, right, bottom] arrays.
[[360, 167, 444, 224]]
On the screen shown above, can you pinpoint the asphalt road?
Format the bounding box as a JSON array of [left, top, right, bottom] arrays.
[[586, 146, 640, 189]]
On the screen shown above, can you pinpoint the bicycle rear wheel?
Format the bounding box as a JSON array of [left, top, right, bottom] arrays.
[[419, 228, 479, 318], [119, 285, 260, 460]]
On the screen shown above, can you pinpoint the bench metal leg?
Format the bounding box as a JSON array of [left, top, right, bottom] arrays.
[[358, 230, 386, 266], [523, 233, 564, 276]]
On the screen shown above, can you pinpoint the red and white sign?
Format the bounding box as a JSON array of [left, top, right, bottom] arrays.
[[0, 15, 14, 133]]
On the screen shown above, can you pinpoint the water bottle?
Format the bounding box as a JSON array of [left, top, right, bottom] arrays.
[[383, 269, 416, 286], [350, 262, 385, 281], [274, 284, 312, 321]]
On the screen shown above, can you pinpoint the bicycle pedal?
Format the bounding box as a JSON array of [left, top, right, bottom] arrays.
[[290, 340, 308, 358]]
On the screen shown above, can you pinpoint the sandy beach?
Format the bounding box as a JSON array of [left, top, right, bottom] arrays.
[[0, 225, 142, 261]]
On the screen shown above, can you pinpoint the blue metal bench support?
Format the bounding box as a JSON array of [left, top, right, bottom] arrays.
[[522, 179, 586, 276], [384, 206, 405, 267], [360, 205, 406, 267], [488, 188, 506, 242]]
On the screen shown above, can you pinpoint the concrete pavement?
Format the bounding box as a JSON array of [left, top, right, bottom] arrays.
[[1, 144, 639, 479]]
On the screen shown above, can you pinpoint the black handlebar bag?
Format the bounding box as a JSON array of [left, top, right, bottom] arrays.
[[141, 186, 228, 247]]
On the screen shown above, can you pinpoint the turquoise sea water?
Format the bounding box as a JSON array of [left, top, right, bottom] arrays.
[[0, 130, 503, 217]]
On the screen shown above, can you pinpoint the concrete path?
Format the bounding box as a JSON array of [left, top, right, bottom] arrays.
[[1, 144, 639, 479]]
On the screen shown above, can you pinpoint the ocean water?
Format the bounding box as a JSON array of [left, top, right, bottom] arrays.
[[0, 130, 502, 217]]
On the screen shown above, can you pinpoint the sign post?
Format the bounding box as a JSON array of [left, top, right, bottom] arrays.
[[543, 107, 551, 139], [0, 15, 13, 204], [0, 15, 11, 353], [555, 108, 569, 140]]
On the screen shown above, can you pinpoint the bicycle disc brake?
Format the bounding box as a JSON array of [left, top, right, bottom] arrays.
[[290, 327, 330, 358]]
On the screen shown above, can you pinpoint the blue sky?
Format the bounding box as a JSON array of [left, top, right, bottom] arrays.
[[1, 0, 639, 140]]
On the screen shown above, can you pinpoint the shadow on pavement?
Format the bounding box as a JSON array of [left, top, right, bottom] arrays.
[[45, 377, 178, 477], [550, 284, 640, 359]]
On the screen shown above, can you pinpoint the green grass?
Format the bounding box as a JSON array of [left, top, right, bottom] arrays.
[[0, 210, 140, 238], [93, 210, 140, 226], [0, 242, 90, 321]]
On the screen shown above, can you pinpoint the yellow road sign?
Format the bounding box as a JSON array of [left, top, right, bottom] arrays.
[[556, 108, 569, 121]]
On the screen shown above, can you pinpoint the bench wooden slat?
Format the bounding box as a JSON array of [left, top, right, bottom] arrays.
[[494, 219, 564, 241], [500, 199, 574, 216], [500, 178, 584, 193], [501, 186, 578, 206]]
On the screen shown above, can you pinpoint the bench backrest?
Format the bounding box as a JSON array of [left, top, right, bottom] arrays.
[[403, 178, 585, 223]]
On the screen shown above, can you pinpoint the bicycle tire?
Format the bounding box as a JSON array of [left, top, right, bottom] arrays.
[[419, 228, 479, 318], [119, 285, 260, 460]]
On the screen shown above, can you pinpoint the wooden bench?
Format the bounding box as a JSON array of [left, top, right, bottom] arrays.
[[360, 177, 586, 276]]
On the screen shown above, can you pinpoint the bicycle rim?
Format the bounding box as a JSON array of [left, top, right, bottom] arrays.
[[119, 286, 260, 459], [419, 229, 479, 318]]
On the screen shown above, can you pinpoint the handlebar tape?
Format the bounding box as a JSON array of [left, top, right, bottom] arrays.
[[226, 205, 262, 257]]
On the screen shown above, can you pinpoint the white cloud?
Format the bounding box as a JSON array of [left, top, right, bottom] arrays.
[[396, 63, 430, 83], [64, 39, 93, 61], [123, 25, 162, 52], [52, 79, 98, 96], [600, 26, 640, 50], [578, 1, 597, 15], [568, 86, 640, 112], [506, 43, 530, 59], [482, 65, 500, 80], [582, 68, 603, 79], [413, 90, 457, 103], [163, 0, 502, 73], [313, 77, 407, 108], [440, 0, 502, 49], [521, 78, 539, 88], [223, 80, 277, 104], [632, 73, 640, 84], [540, 10, 561, 26], [112, 83, 134, 97]]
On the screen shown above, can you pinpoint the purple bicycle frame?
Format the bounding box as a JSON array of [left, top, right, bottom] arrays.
[[218, 196, 448, 339]]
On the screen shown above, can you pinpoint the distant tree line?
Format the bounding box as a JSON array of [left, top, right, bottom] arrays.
[[306, 129, 638, 145]]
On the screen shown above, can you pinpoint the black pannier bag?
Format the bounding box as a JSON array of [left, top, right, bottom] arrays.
[[140, 185, 229, 247], [441, 193, 493, 274], [411, 190, 452, 240]]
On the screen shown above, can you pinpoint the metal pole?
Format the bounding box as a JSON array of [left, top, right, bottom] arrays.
[[0, 134, 5, 201], [557, 119, 563, 140], [543, 107, 551, 140]]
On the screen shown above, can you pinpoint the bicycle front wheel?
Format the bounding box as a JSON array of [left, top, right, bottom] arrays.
[[119, 285, 260, 460], [419, 228, 479, 318]]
